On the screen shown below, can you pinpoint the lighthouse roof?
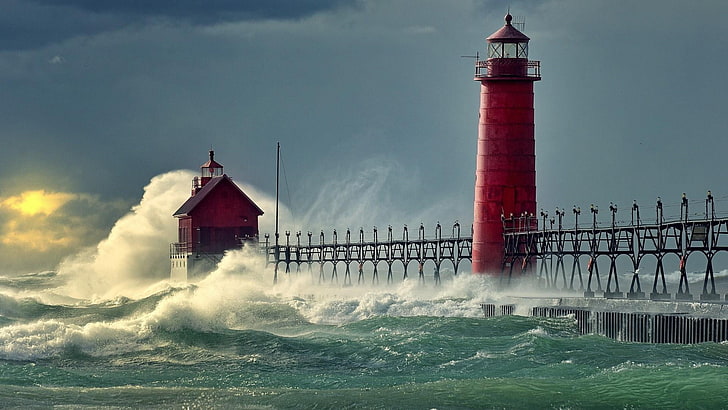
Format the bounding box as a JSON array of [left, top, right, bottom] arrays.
[[487, 14, 530, 42], [173, 174, 264, 217], [201, 158, 223, 169], [201, 150, 223, 169]]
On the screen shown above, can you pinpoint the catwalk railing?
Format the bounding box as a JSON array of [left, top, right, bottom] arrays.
[[263, 193, 728, 301], [504, 193, 728, 301], [262, 223, 472, 284]]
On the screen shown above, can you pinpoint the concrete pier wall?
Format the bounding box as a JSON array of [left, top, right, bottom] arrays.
[[481, 298, 728, 343]]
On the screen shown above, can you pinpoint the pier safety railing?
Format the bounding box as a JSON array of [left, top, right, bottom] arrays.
[[262, 223, 472, 285], [263, 193, 728, 301], [504, 192, 728, 301]]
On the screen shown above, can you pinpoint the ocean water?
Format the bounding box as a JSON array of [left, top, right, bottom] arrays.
[[2, 252, 728, 409]]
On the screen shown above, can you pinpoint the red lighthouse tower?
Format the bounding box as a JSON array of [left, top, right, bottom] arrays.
[[170, 150, 264, 281], [472, 14, 541, 274]]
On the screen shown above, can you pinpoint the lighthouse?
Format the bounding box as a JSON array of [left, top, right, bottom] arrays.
[[471, 14, 541, 274], [170, 150, 264, 281]]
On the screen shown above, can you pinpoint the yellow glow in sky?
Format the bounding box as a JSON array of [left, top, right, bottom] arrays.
[[1, 190, 75, 216], [0, 190, 81, 251], [1, 221, 75, 251]]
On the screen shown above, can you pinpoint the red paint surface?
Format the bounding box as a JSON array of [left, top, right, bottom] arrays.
[[472, 19, 540, 274], [472, 78, 536, 274], [178, 177, 262, 254], [174, 152, 263, 255]]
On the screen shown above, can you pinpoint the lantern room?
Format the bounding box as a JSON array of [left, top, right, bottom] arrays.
[[486, 14, 529, 59], [477, 14, 537, 78], [193, 150, 225, 194]]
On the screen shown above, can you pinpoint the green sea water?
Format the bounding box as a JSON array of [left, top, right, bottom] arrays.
[[1, 268, 727, 409]]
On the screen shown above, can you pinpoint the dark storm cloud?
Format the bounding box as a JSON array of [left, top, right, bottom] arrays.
[[2, 0, 728, 275], [0, 0, 360, 50], [30, 0, 359, 21]]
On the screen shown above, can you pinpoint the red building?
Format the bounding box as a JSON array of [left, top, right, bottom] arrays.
[[170, 150, 264, 280], [471, 14, 541, 274]]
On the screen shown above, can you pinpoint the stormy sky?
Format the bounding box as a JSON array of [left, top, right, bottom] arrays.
[[1, 0, 727, 274]]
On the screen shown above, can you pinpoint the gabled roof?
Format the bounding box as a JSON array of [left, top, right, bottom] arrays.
[[173, 174, 264, 217]]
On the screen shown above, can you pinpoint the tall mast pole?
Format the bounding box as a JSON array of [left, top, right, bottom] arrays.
[[276, 142, 280, 240], [274, 142, 280, 284]]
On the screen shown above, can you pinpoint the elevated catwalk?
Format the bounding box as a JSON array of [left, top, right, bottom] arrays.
[[264, 223, 471, 285], [502, 194, 728, 301], [264, 194, 728, 301]]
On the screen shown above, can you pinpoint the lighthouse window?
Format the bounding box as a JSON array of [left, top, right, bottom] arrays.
[[503, 43, 516, 58], [518, 43, 528, 58], [488, 43, 502, 58], [488, 42, 527, 59]]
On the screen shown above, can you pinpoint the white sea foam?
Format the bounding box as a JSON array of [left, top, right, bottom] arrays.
[[42, 159, 460, 302], [140, 249, 283, 332], [55, 171, 194, 300], [271, 272, 499, 325], [52, 170, 288, 301], [0, 245, 508, 360], [0, 164, 490, 359], [0, 317, 153, 361], [0, 250, 270, 360], [141, 247, 498, 330]]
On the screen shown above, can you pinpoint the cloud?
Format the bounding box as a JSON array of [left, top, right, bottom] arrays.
[[31, 0, 360, 21], [2, 0, 728, 280], [0, 190, 75, 216], [1, 0, 361, 50], [403, 25, 436, 35], [0, 190, 129, 274]]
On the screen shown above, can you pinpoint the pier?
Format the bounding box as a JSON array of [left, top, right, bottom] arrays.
[[264, 193, 728, 302], [481, 302, 728, 344], [503, 193, 728, 301], [264, 223, 472, 285]]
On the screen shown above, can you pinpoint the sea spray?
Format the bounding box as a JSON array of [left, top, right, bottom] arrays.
[[141, 248, 297, 332], [2, 170, 727, 406], [49, 160, 460, 301], [270, 268, 502, 325], [55, 171, 194, 299], [0, 244, 500, 362], [52, 170, 288, 301], [144, 247, 499, 332], [296, 156, 458, 232], [2, 250, 728, 407], [0, 249, 266, 361]]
